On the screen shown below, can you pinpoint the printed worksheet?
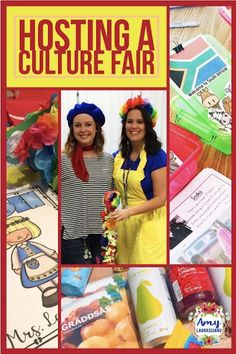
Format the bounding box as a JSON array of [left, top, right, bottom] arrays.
[[170, 169, 231, 264]]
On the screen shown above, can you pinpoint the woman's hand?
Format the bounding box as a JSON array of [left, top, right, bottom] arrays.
[[111, 167, 167, 220], [111, 209, 130, 221]]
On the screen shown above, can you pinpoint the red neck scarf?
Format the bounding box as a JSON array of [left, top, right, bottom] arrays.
[[71, 144, 94, 182]]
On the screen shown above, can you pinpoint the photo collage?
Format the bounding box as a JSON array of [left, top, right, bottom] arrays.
[[3, 4, 232, 352]]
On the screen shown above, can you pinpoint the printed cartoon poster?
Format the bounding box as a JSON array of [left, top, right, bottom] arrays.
[[6, 185, 58, 348]]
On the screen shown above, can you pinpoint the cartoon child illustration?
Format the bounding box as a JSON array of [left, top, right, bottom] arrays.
[[7, 216, 58, 308]]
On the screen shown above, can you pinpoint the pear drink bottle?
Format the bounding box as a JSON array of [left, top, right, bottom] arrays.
[[128, 268, 177, 347], [209, 267, 231, 317]]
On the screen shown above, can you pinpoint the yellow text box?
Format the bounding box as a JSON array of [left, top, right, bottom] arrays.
[[7, 6, 167, 87]]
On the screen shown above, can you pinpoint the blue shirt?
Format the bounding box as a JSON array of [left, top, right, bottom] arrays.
[[113, 149, 166, 200]]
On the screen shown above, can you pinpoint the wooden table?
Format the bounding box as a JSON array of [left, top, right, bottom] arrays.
[[169, 9, 231, 348], [170, 6, 231, 178], [89, 266, 114, 282]]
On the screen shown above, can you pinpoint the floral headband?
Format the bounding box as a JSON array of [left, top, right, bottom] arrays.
[[119, 95, 158, 127], [7, 217, 29, 229]]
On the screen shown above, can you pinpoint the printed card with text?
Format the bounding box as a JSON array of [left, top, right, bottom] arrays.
[[170, 169, 231, 265]]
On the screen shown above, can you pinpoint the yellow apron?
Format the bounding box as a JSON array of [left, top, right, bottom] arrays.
[[113, 149, 166, 264]]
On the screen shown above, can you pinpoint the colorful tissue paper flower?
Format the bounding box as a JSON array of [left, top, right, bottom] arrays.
[[103, 218, 117, 231], [103, 191, 120, 211], [7, 94, 58, 188], [13, 112, 58, 163], [12, 130, 33, 162], [30, 113, 58, 147], [27, 145, 56, 185]]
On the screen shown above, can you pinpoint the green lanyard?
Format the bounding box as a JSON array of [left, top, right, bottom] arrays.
[[122, 168, 132, 208]]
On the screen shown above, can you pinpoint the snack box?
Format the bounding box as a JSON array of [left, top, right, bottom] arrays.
[[170, 123, 202, 200], [61, 273, 128, 310], [61, 286, 140, 348], [61, 267, 92, 297]]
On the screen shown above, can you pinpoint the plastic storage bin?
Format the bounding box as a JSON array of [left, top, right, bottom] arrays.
[[170, 35, 231, 155], [170, 123, 202, 200], [171, 96, 231, 155]]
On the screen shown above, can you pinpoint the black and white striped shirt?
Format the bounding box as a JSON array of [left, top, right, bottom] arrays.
[[61, 152, 113, 239]]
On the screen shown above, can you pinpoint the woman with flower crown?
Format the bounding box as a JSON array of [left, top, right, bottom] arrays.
[[111, 96, 167, 264]]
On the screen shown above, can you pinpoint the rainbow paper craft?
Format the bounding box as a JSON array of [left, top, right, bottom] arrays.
[[170, 35, 231, 155]]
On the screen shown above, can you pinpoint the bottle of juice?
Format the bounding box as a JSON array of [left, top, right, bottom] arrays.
[[128, 268, 177, 348], [167, 266, 217, 319], [209, 267, 231, 317]]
